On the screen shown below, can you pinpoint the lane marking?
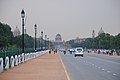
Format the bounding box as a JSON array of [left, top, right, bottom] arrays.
[[113, 73, 117, 76], [102, 69, 105, 71], [86, 55, 120, 64], [107, 71, 110, 73], [58, 53, 71, 80], [98, 67, 101, 68], [83, 55, 119, 77]]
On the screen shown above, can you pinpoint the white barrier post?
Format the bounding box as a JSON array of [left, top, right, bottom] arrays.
[[18, 55, 21, 64], [5, 57, 9, 70], [0, 58, 3, 72], [27, 53, 30, 61], [25, 54, 26, 61], [15, 55, 18, 66], [10, 56, 14, 68], [21, 53, 25, 63]]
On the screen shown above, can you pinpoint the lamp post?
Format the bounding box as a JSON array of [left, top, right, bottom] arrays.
[[45, 35, 47, 49], [21, 9, 25, 53], [41, 31, 43, 49], [47, 38, 49, 49], [34, 24, 37, 51]]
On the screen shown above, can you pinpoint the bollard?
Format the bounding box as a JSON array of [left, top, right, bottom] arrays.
[[18, 55, 21, 64], [10, 56, 14, 68], [15, 55, 18, 66], [25, 54, 27, 61], [27, 53, 30, 61], [5, 57, 9, 70], [21, 53, 25, 63], [0, 58, 3, 72]]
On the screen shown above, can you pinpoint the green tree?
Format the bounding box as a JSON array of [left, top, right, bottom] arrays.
[[67, 33, 120, 50], [24, 34, 34, 48], [0, 22, 14, 48], [114, 33, 120, 49], [13, 34, 34, 48]]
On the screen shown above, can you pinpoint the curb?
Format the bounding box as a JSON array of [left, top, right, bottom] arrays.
[[58, 53, 71, 80]]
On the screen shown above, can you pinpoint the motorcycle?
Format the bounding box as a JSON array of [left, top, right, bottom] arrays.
[[64, 51, 66, 54]]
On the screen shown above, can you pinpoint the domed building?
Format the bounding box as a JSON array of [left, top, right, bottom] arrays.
[[13, 26, 20, 37], [54, 34, 63, 49], [55, 34, 62, 43], [98, 27, 104, 35]]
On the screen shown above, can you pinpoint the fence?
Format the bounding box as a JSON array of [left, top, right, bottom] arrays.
[[0, 48, 49, 72], [0, 48, 47, 59]]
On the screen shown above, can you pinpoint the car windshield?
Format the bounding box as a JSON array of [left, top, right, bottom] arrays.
[[76, 48, 83, 52]]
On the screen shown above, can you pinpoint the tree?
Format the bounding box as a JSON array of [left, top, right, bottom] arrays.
[[114, 33, 120, 49], [0, 22, 14, 48], [24, 34, 34, 48], [13, 34, 34, 48], [67, 33, 120, 49]]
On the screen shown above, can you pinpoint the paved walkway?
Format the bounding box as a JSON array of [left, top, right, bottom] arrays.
[[0, 52, 68, 80]]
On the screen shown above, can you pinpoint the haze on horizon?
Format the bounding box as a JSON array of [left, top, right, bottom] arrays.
[[0, 0, 120, 41]]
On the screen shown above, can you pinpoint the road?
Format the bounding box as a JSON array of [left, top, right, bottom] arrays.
[[59, 51, 120, 80]]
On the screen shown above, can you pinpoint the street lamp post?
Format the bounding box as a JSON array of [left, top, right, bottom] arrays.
[[21, 9, 25, 53], [45, 35, 47, 49], [41, 31, 43, 49], [47, 38, 49, 49], [34, 24, 37, 51]]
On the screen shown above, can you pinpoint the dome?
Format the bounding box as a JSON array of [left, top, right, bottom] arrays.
[[56, 34, 61, 36], [55, 34, 62, 43], [98, 27, 104, 35], [13, 26, 20, 37]]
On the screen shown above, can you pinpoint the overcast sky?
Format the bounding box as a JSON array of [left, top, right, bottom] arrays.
[[0, 0, 120, 41]]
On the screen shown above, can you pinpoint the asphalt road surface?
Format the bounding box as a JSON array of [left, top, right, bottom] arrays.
[[59, 51, 120, 80]]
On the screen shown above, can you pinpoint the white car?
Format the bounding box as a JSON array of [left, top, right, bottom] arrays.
[[74, 47, 84, 57]]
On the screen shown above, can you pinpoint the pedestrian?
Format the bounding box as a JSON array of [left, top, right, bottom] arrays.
[[64, 50, 66, 54], [98, 49, 100, 54], [55, 49, 57, 53], [54, 49, 56, 54], [49, 50, 51, 54]]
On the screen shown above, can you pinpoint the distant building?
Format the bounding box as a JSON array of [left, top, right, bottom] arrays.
[[98, 27, 104, 35], [55, 34, 62, 43], [54, 34, 63, 49], [74, 37, 86, 43], [92, 30, 95, 38], [13, 26, 20, 37]]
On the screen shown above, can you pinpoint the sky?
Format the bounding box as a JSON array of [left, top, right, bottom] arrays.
[[0, 0, 120, 41]]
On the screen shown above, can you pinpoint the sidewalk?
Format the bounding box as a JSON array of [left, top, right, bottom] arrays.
[[0, 52, 68, 80]]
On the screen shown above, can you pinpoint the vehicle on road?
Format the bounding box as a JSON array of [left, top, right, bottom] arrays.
[[68, 48, 75, 54], [63, 50, 66, 54], [74, 47, 84, 57]]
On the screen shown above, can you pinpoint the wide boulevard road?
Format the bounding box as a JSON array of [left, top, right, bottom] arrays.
[[59, 51, 120, 80]]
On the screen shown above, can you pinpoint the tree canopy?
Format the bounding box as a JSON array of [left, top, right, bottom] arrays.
[[0, 22, 14, 47], [67, 33, 120, 49], [0, 22, 34, 49]]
